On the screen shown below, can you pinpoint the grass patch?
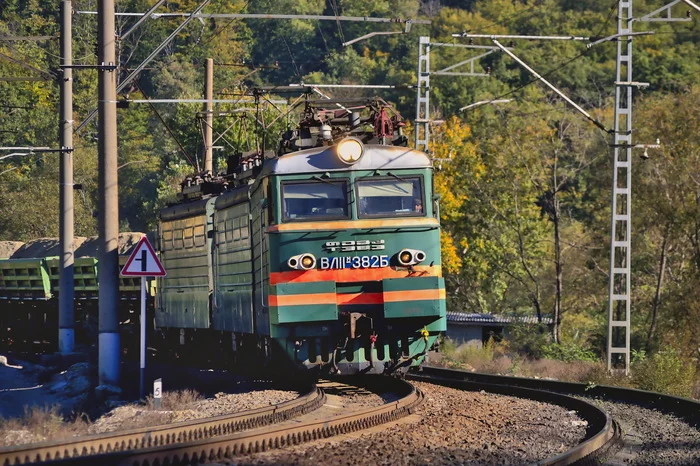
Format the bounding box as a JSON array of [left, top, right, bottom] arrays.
[[438, 337, 698, 399], [631, 348, 697, 398], [88, 389, 205, 434], [0, 406, 89, 445], [1, 389, 206, 445], [441, 337, 514, 374], [517, 358, 599, 382], [143, 389, 203, 411]]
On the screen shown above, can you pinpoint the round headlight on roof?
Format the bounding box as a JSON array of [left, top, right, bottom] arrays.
[[336, 138, 364, 164]]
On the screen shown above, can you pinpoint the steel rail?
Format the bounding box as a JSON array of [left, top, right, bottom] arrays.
[[0, 385, 324, 465], [10, 377, 421, 465], [101, 377, 423, 466], [409, 367, 622, 466], [418, 365, 700, 424]]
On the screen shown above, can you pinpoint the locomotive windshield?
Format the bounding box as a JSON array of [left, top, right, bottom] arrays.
[[357, 177, 424, 217], [282, 180, 349, 220]]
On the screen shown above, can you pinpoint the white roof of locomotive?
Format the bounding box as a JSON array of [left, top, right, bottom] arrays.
[[260, 144, 432, 177]]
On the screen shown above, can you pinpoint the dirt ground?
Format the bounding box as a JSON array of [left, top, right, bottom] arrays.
[[0, 242, 23, 258], [0, 357, 63, 419], [0, 355, 301, 447], [7, 232, 145, 259]]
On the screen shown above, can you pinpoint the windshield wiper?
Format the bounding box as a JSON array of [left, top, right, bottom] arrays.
[[387, 171, 408, 183], [312, 175, 333, 185]]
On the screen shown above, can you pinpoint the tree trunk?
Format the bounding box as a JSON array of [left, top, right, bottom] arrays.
[[552, 196, 562, 344], [531, 290, 543, 323], [646, 224, 670, 351], [693, 191, 700, 275]]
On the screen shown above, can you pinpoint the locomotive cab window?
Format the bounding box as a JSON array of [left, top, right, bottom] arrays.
[[282, 180, 349, 221], [357, 177, 424, 217]]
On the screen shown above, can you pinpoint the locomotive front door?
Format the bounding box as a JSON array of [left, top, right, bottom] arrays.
[[251, 180, 270, 336]]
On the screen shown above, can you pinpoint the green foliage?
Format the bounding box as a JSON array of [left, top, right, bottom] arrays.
[[631, 348, 647, 364], [0, 1, 698, 390], [507, 324, 551, 358], [507, 323, 598, 362], [632, 348, 697, 398], [540, 341, 598, 363], [440, 336, 510, 371]]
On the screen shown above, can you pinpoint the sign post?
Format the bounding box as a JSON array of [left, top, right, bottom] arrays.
[[139, 275, 146, 397], [153, 378, 162, 409], [120, 236, 166, 398]]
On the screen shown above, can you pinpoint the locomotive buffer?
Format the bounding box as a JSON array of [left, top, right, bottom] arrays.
[[120, 236, 166, 398]]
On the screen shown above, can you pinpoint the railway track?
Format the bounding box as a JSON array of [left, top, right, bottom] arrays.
[[412, 365, 700, 465], [0, 377, 421, 466], [6, 366, 694, 465], [409, 367, 622, 465], [0, 382, 323, 466], [416, 365, 699, 425]]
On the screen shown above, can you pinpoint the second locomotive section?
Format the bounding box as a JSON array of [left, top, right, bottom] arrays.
[[156, 140, 446, 374]]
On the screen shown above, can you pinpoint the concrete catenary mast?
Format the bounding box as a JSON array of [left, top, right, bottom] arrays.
[[58, 0, 75, 354], [97, 0, 120, 386]]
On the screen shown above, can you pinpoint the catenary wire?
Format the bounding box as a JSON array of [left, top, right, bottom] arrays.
[[132, 80, 197, 169]]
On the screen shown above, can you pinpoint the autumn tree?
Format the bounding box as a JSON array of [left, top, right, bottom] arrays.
[[633, 88, 700, 357]]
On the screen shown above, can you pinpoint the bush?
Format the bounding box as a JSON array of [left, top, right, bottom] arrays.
[[540, 341, 598, 363], [0, 406, 89, 445], [632, 348, 696, 397], [519, 358, 599, 382], [507, 324, 551, 358], [440, 337, 458, 356], [439, 337, 513, 373], [585, 363, 635, 389], [145, 389, 202, 411]]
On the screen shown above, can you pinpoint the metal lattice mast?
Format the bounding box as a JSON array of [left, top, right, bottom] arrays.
[[604, 0, 697, 373], [608, 0, 634, 374], [415, 36, 430, 152], [434, 2, 693, 374]]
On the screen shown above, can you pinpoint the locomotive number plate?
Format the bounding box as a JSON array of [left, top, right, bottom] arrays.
[[319, 255, 389, 270]]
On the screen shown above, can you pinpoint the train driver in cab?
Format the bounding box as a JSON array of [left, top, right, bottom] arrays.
[[413, 198, 423, 213]]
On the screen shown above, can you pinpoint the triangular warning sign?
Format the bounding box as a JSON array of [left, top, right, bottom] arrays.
[[120, 236, 166, 276]]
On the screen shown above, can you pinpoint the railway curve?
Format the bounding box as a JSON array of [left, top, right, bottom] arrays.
[[409, 367, 621, 465], [412, 365, 699, 465], [4, 367, 694, 465], [0, 377, 421, 466], [0, 383, 324, 465], [415, 365, 699, 424]]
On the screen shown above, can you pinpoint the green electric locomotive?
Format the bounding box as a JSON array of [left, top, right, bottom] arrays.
[[155, 99, 446, 374]]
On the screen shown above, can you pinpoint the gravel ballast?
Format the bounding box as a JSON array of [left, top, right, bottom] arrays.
[[88, 388, 300, 434], [586, 398, 700, 466], [226, 381, 589, 466]]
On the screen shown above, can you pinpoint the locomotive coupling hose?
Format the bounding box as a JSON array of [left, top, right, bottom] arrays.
[[369, 334, 377, 366]]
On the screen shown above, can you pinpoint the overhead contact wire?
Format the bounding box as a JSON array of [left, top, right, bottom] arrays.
[[133, 80, 197, 169], [470, 2, 619, 119]]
